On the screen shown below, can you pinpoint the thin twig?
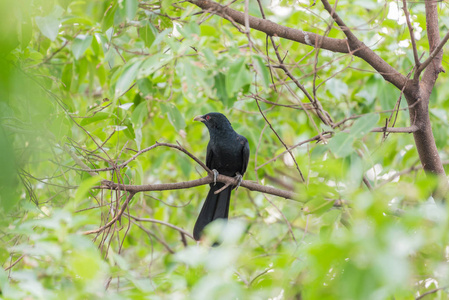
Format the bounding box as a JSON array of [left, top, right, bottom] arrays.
[[132, 221, 175, 254], [402, 0, 420, 67], [256, 133, 331, 170], [415, 30, 449, 78], [83, 192, 136, 235], [416, 286, 447, 300], [4, 254, 25, 271], [255, 98, 305, 182], [60, 142, 209, 174], [370, 125, 418, 133], [321, 0, 358, 42], [263, 193, 297, 244], [127, 214, 194, 240]]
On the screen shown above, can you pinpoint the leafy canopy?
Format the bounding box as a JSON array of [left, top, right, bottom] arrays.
[[1, 0, 449, 299]]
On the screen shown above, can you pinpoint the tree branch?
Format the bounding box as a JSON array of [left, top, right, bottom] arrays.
[[83, 174, 299, 236], [370, 125, 418, 133], [189, 0, 348, 51], [418, 0, 445, 99], [187, 0, 409, 91], [67, 138, 304, 237], [96, 174, 299, 200], [402, 0, 421, 68]]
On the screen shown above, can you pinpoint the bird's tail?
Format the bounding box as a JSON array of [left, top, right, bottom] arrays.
[[193, 183, 232, 241]]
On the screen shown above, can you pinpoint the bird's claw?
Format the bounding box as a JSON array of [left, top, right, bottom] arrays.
[[234, 172, 243, 190], [212, 169, 219, 186]]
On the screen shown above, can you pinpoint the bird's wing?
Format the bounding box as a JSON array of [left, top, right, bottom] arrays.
[[241, 137, 250, 175], [206, 142, 213, 170]]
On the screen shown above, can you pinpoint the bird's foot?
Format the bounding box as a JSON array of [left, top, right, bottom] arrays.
[[212, 169, 219, 186], [234, 172, 243, 190]]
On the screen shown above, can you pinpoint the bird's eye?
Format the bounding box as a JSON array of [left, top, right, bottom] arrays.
[[206, 115, 211, 121]]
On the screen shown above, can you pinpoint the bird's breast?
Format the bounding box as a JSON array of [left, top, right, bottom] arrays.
[[209, 136, 244, 176]]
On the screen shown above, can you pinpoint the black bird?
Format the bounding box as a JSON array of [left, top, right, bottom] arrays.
[[193, 112, 250, 241]]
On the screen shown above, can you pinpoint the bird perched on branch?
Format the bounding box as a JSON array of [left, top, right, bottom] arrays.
[[193, 112, 250, 241]]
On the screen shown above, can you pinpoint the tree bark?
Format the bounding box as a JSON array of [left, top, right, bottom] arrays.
[[404, 0, 446, 176]]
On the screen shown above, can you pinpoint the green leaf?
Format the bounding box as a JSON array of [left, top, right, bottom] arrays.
[[124, 0, 138, 20], [356, 76, 378, 105], [0, 267, 8, 287], [134, 127, 142, 151], [115, 60, 142, 97], [179, 156, 192, 178], [160, 103, 186, 131], [350, 114, 379, 138], [328, 132, 355, 157], [152, 28, 170, 47], [139, 22, 157, 48], [72, 35, 93, 60], [430, 108, 448, 123], [138, 54, 168, 78], [201, 25, 218, 37], [35, 15, 60, 41], [253, 56, 270, 89], [378, 80, 400, 110], [71, 57, 88, 92], [326, 78, 348, 100], [118, 103, 134, 110], [0, 126, 19, 213], [348, 154, 364, 185], [61, 63, 73, 91], [131, 102, 148, 126], [102, 2, 118, 32], [68, 249, 105, 282], [90, 33, 100, 56], [49, 115, 70, 141], [303, 197, 335, 214], [202, 48, 216, 64], [123, 120, 136, 140], [214, 72, 230, 107], [226, 57, 251, 96], [74, 176, 102, 203], [20, 18, 33, 49], [80, 112, 115, 126], [160, 0, 175, 13], [137, 78, 154, 95], [354, 0, 378, 9], [62, 16, 94, 26], [329, 114, 379, 158]]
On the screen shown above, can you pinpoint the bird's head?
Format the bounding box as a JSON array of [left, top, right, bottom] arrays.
[[193, 112, 232, 131]]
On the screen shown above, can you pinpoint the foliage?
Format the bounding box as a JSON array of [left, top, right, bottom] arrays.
[[1, 0, 449, 299]]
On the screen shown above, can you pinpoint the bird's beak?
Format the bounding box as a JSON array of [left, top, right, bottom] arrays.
[[193, 115, 205, 122]]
